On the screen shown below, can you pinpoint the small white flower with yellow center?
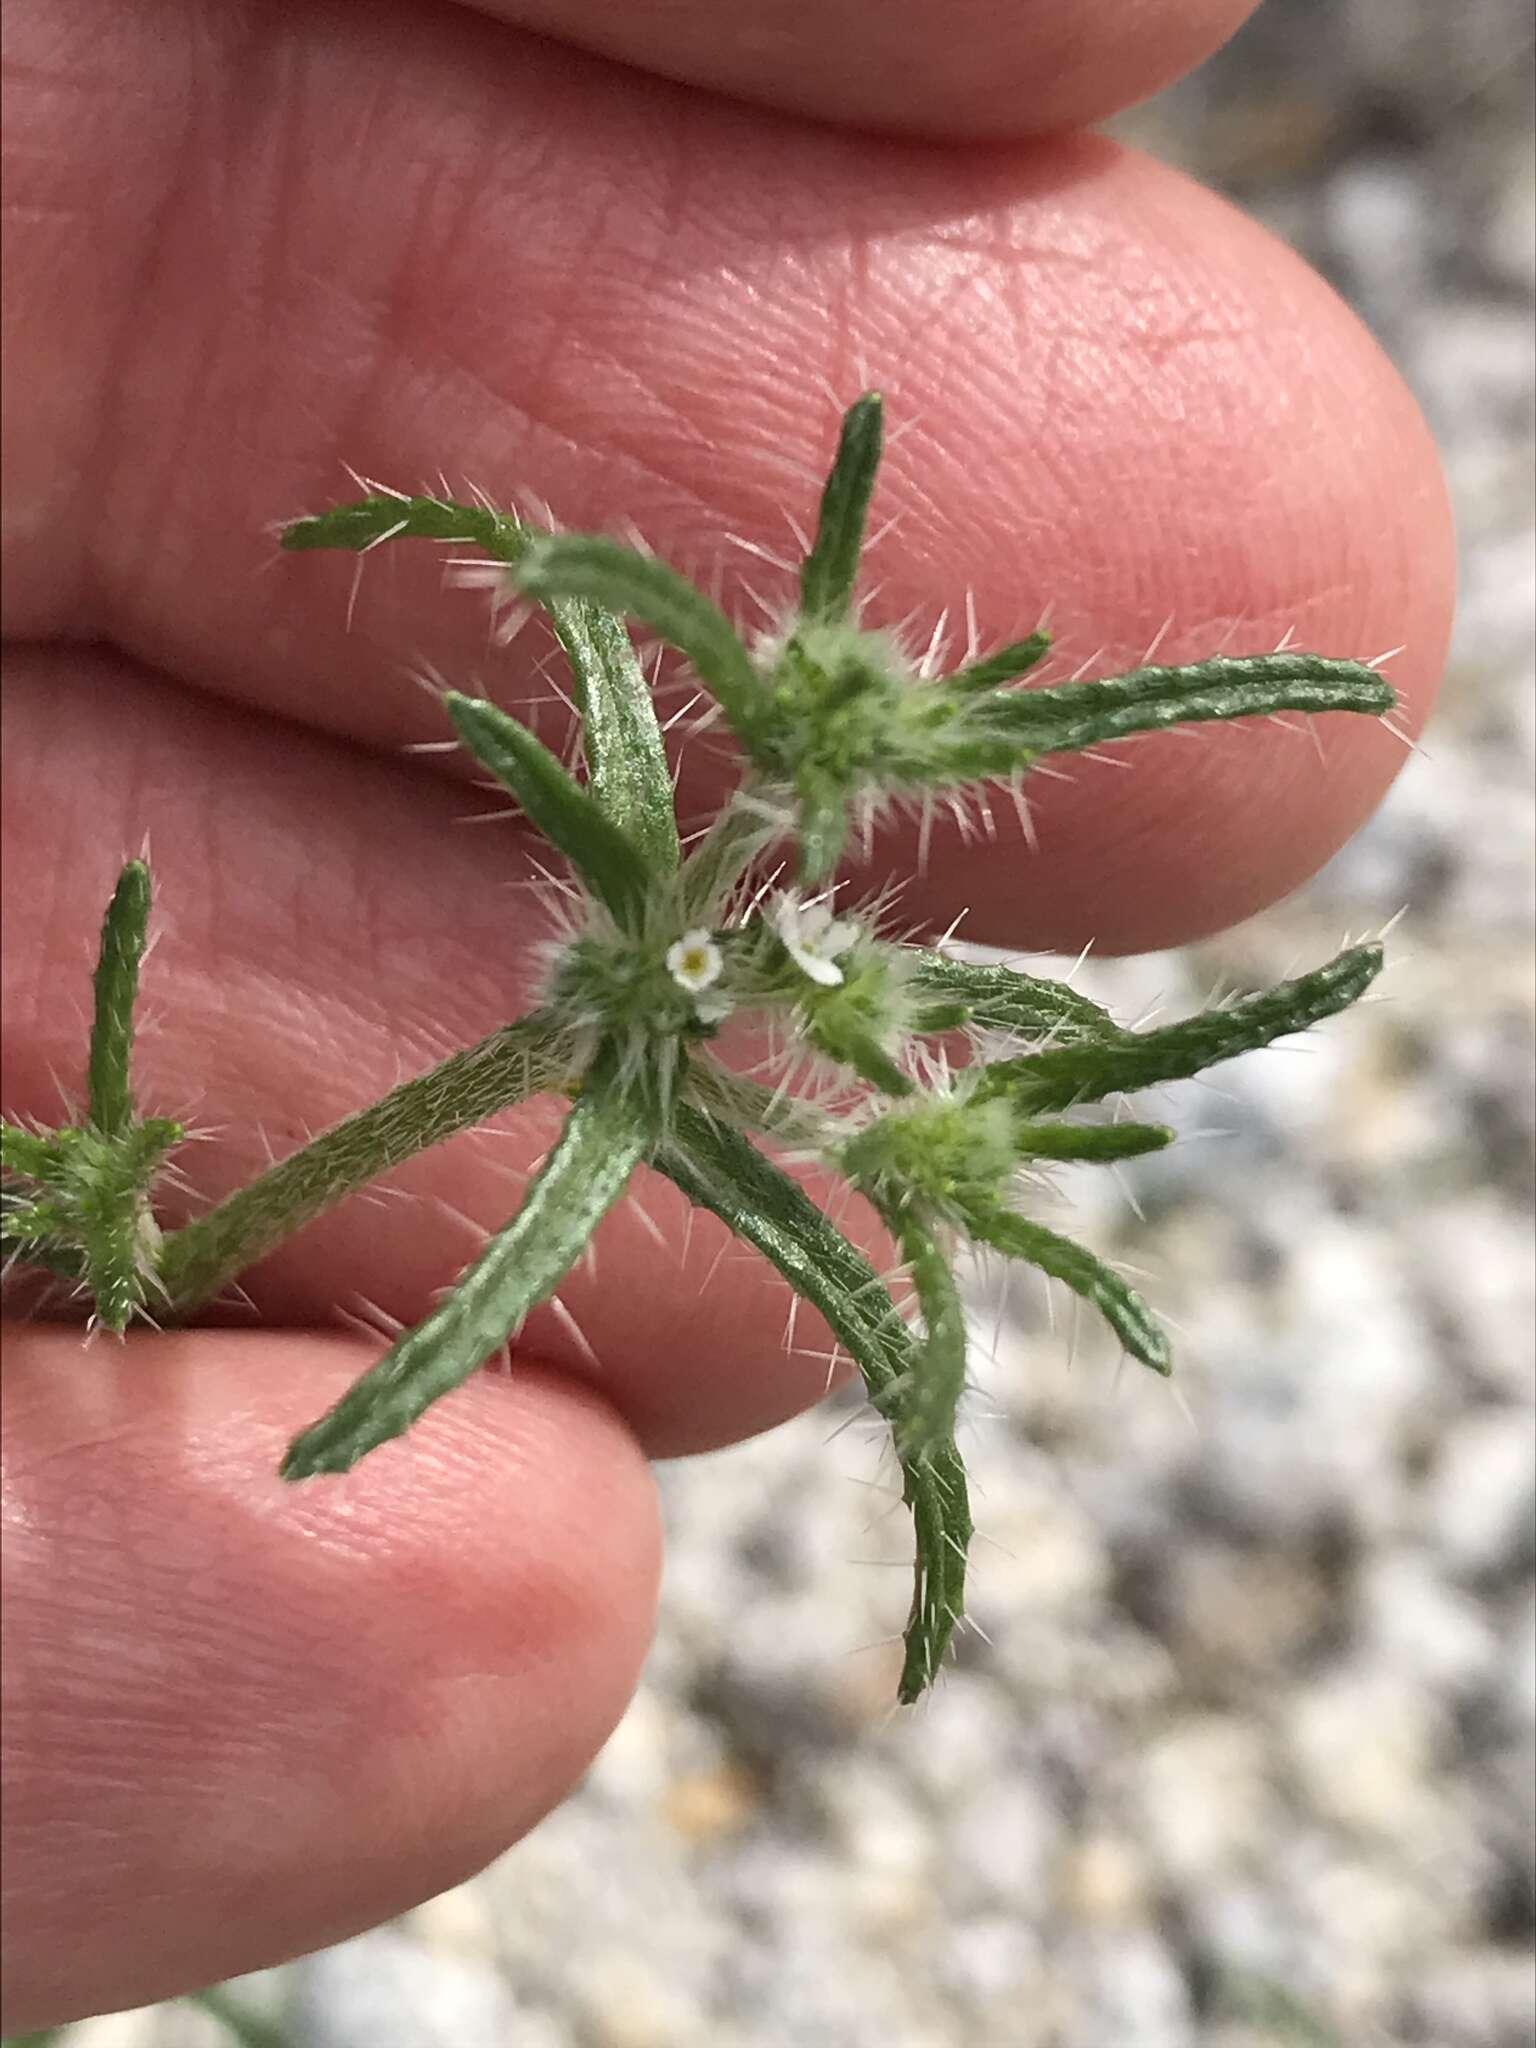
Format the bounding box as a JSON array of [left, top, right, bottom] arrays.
[[772, 893, 860, 989], [666, 930, 729, 1021]]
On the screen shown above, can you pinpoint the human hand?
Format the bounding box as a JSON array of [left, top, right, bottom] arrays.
[[1, 0, 1453, 2029]]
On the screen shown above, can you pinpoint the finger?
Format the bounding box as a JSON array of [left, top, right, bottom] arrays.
[[2, 646, 869, 1455], [458, 0, 1262, 139], [5, 2, 1453, 948], [0, 1326, 660, 2033]]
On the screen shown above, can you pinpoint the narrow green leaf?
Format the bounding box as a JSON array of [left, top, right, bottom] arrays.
[[549, 598, 680, 873], [803, 1010, 914, 1097], [282, 492, 527, 562], [88, 859, 151, 1138], [946, 630, 1052, 694], [446, 693, 654, 930], [1, 1124, 60, 1182], [967, 652, 1396, 755], [656, 1104, 973, 1703], [799, 393, 884, 626], [1011, 1118, 1175, 1162], [282, 1056, 650, 1478], [972, 945, 1383, 1114], [964, 1201, 1171, 1374], [1, 1176, 84, 1279], [908, 952, 1127, 1044], [516, 535, 766, 748]]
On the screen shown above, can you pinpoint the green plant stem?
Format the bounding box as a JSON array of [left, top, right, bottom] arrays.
[[158, 1013, 573, 1314]]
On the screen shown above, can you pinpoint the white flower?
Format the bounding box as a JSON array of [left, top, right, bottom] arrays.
[[772, 893, 860, 988], [666, 930, 725, 996]]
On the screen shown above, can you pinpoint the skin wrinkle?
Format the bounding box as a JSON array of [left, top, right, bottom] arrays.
[[82, 28, 236, 626], [33, 68, 1441, 856]]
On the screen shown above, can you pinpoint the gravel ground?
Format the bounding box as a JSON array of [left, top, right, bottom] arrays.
[[62, 5, 1534, 2045]]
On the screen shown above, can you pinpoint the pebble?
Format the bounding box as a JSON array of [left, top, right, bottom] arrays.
[[1428, 1408, 1536, 1582]]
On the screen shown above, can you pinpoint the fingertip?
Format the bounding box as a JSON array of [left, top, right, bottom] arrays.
[[481, 0, 1263, 139]]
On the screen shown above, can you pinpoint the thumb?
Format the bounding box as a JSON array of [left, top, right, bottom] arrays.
[[0, 1327, 659, 2032]]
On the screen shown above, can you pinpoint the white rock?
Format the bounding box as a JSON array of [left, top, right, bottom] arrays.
[[1135, 1716, 1277, 1886], [1428, 1407, 1535, 1581], [290, 1928, 531, 2048], [1358, 1547, 1499, 1695], [1286, 1670, 1441, 1843]]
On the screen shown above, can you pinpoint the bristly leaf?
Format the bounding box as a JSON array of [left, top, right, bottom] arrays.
[[88, 859, 151, 1138], [446, 693, 655, 931], [968, 651, 1397, 753], [946, 630, 1053, 694], [657, 1104, 972, 1703], [1, 1124, 59, 1181], [551, 598, 680, 873], [1011, 1118, 1174, 1162], [799, 392, 884, 627], [281, 1052, 651, 1479], [963, 1200, 1172, 1374], [972, 944, 1385, 1114], [282, 491, 527, 562], [516, 535, 766, 748], [908, 952, 1128, 1044]]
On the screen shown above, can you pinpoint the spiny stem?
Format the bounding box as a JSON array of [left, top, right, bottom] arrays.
[[158, 1013, 573, 1313]]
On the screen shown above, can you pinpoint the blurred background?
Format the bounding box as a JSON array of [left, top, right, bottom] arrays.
[[38, 2, 1533, 2044]]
